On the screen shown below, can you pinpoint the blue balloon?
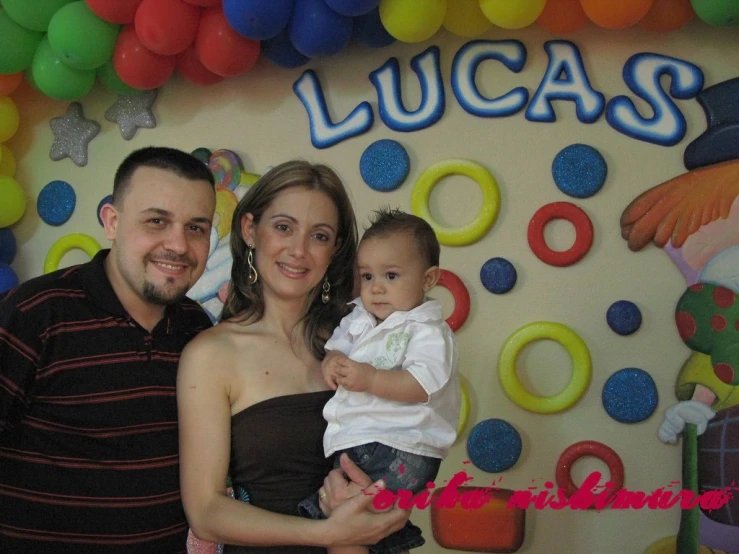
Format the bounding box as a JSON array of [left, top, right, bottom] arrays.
[[262, 27, 309, 69], [0, 228, 17, 265], [324, 0, 379, 17], [353, 7, 395, 48], [0, 262, 19, 294], [223, 0, 294, 40], [289, 0, 352, 58]]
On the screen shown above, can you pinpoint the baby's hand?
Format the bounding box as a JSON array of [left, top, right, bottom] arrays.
[[336, 359, 376, 393], [322, 352, 348, 390]]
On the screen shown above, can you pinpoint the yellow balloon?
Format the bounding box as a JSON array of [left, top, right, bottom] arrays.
[[215, 187, 238, 239], [0, 144, 17, 177], [239, 171, 260, 186], [379, 0, 447, 43], [0, 175, 26, 227], [479, 0, 546, 29], [444, 0, 491, 37], [0, 97, 20, 143]]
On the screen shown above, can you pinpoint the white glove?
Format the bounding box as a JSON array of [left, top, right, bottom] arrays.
[[658, 400, 716, 444]]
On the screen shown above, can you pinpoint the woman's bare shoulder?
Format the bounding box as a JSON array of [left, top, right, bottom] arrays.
[[181, 319, 262, 367]]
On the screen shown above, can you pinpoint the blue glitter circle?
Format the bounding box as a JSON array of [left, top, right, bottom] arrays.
[[602, 367, 658, 423], [606, 300, 642, 335], [0, 228, 17, 265], [38, 180, 76, 226], [467, 418, 522, 473], [97, 194, 113, 227], [0, 262, 18, 294], [359, 139, 410, 192], [552, 144, 607, 199], [480, 257, 517, 294]]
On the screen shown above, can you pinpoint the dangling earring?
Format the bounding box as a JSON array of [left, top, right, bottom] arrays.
[[247, 246, 258, 285], [321, 275, 330, 304]]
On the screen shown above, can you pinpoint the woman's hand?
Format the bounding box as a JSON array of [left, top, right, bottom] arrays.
[[320, 453, 371, 516]]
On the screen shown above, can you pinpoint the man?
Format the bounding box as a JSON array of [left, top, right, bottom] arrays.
[[0, 147, 216, 553]]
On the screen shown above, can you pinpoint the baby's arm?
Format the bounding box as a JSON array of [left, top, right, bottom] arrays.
[[335, 358, 428, 403]]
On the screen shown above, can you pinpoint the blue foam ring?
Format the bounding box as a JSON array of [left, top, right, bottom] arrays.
[[38, 180, 76, 226], [606, 300, 642, 336], [552, 143, 607, 199], [480, 257, 517, 294], [0, 262, 19, 294], [0, 227, 17, 265], [467, 418, 522, 473], [263, 27, 310, 69], [97, 194, 113, 227], [353, 7, 395, 48], [602, 367, 658, 424], [359, 139, 410, 192]]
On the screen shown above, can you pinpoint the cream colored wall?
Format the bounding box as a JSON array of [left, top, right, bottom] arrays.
[[8, 20, 739, 554]]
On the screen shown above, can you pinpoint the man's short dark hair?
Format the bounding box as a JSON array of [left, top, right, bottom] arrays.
[[112, 146, 215, 205], [361, 207, 440, 267]]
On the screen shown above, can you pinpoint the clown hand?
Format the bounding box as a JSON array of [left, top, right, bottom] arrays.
[[658, 400, 716, 444]]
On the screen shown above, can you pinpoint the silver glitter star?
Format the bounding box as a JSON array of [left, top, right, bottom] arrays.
[[49, 102, 101, 167], [105, 89, 158, 140]]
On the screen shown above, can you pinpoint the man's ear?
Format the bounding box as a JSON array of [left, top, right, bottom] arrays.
[[99, 203, 119, 241], [423, 266, 441, 292], [241, 213, 256, 247]]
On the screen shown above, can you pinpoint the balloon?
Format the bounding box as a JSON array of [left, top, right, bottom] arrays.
[[97, 59, 140, 94], [85, 0, 143, 23], [0, 11, 44, 74], [29, 38, 96, 100], [47, 1, 120, 70], [0, 227, 17, 264], [195, 8, 260, 77], [379, 0, 446, 43], [639, 0, 694, 31], [223, 0, 293, 40], [0, 263, 19, 294], [0, 97, 20, 143], [353, 7, 395, 47], [0, 175, 26, 228], [479, 0, 546, 29], [0, 144, 17, 177], [443, 0, 491, 37], [289, 0, 352, 57], [0, 0, 74, 31], [176, 45, 225, 85], [261, 27, 309, 68], [538, 0, 589, 33], [324, 0, 379, 17], [182, 0, 220, 5], [0, 72, 23, 96], [580, 0, 654, 29], [113, 24, 176, 89], [135, 0, 200, 55], [691, 0, 739, 25]]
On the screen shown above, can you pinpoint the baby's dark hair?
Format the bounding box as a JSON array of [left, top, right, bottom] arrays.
[[361, 207, 440, 268]]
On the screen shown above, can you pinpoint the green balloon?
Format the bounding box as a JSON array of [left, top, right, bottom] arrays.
[[48, 2, 120, 70], [0, 10, 44, 73], [97, 60, 140, 95], [691, 0, 739, 25], [30, 37, 96, 101], [0, 0, 75, 32]]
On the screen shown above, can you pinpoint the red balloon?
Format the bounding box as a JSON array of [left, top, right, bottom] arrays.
[[182, 0, 220, 6], [177, 45, 224, 85], [113, 24, 177, 89], [195, 7, 260, 77], [135, 0, 201, 55], [85, 0, 144, 24]]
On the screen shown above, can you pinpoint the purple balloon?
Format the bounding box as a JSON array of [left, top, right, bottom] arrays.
[[323, 0, 379, 17], [223, 0, 294, 40], [289, 0, 352, 58]]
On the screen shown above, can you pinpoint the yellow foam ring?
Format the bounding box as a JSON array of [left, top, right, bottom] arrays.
[[240, 171, 260, 187], [411, 159, 500, 246], [498, 321, 592, 414], [0, 144, 17, 177], [643, 535, 727, 554], [44, 234, 102, 274], [456, 379, 470, 439], [215, 186, 239, 239]]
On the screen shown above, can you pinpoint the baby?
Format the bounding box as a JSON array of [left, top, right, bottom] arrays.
[[299, 207, 461, 554]]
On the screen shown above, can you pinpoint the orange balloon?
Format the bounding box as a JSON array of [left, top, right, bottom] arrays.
[[0, 72, 23, 96], [638, 0, 694, 31], [538, 0, 588, 33], [580, 0, 654, 29]]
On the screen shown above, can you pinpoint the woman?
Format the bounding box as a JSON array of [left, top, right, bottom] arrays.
[[177, 161, 406, 552]]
